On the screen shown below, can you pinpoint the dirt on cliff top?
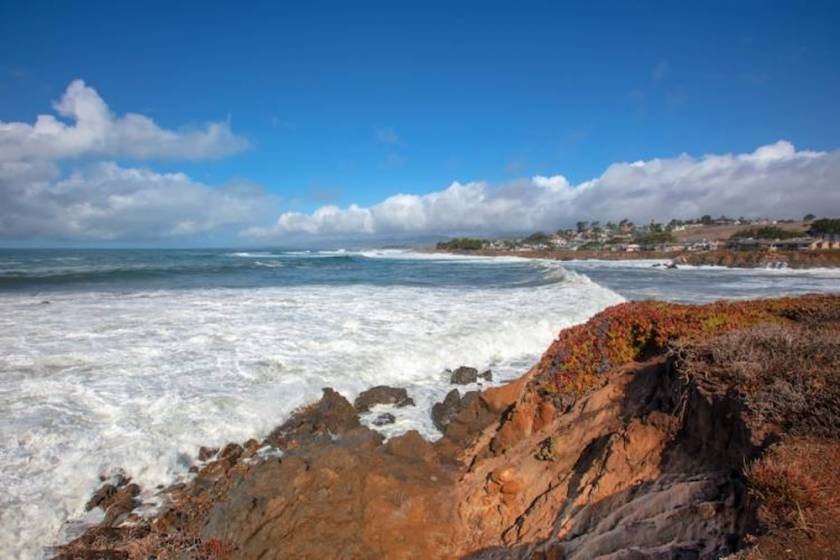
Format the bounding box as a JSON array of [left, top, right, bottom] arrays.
[[52, 294, 840, 560]]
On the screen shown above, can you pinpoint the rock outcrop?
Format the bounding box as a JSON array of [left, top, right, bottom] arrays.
[[353, 385, 415, 412], [449, 366, 493, 384], [53, 294, 840, 559]]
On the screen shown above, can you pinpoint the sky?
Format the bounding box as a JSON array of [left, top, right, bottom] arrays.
[[1, 0, 839, 247]]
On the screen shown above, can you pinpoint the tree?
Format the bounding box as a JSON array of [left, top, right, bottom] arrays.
[[729, 227, 801, 240], [701, 214, 713, 225], [810, 218, 840, 236], [436, 238, 485, 251], [635, 231, 676, 245], [524, 231, 551, 244], [576, 221, 589, 233], [804, 213, 816, 222]]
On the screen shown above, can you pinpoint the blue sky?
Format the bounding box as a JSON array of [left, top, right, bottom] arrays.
[[1, 1, 840, 245]]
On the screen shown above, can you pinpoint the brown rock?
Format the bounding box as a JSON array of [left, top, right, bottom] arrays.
[[353, 385, 415, 412], [197, 446, 218, 461], [219, 443, 243, 463], [265, 387, 360, 447]]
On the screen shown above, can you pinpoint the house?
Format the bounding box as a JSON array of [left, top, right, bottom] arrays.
[[771, 238, 821, 251], [728, 237, 822, 251], [812, 234, 840, 250]]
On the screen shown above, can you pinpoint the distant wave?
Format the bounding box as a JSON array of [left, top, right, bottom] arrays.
[[226, 252, 280, 258]]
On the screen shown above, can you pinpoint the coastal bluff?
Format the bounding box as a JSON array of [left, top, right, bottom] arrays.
[[53, 294, 840, 559]]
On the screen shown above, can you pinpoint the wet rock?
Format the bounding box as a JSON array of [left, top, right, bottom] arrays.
[[219, 443, 243, 463], [102, 484, 140, 527], [448, 367, 492, 384], [265, 387, 361, 447], [198, 446, 218, 461], [372, 412, 396, 426], [449, 366, 478, 384], [86, 472, 132, 511], [354, 385, 415, 412], [431, 389, 462, 431], [85, 483, 117, 511]]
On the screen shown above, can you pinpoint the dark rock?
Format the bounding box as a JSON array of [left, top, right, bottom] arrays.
[[449, 366, 479, 384], [354, 385, 415, 412], [219, 443, 244, 463], [479, 369, 493, 382], [85, 483, 117, 511], [265, 387, 361, 447], [431, 389, 462, 431], [86, 472, 132, 511], [102, 484, 141, 527], [197, 446, 218, 461], [372, 413, 396, 426]]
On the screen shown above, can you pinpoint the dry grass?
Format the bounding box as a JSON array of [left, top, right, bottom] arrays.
[[747, 439, 840, 531], [670, 310, 840, 559], [671, 323, 840, 438], [735, 439, 840, 560]]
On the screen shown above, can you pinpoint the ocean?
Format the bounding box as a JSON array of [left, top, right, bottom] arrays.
[[1, 248, 839, 558]]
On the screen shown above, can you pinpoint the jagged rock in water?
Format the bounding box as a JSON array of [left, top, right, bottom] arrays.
[[372, 412, 396, 426], [353, 385, 415, 412]]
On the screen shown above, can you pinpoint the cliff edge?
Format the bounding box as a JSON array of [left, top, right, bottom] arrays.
[[54, 294, 840, 559]]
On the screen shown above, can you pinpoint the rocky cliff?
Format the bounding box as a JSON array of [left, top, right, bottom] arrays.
[[54, 294, 840, 559]]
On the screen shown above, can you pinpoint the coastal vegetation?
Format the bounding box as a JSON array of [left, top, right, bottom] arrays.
[[810, 218, 840, 235], [729, 226, 803, 240], [634, 230, 677, 245], [435, 237, 485, 251]]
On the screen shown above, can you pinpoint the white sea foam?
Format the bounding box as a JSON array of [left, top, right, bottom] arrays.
[[0, 263, 623, 559]]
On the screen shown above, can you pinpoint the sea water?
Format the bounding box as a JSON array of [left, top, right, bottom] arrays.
[[1, 248, 838, 558]]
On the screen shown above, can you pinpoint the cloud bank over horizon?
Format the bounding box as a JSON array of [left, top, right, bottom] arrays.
[[2, 80, 840, 244], [245, 140, 840, 240]]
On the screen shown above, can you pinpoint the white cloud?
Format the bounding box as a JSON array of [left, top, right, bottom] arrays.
[[0, 79, 248, 162], [0, 80, 262, 241], [246, 141, 840, 239], [0, 161, 268, 240]]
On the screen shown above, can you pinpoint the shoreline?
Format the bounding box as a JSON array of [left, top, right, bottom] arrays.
[[425, 247, 840, 268], [53, 294, 840, 559]]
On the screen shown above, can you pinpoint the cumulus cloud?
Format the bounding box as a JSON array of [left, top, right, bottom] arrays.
[[245, 141, 840, 239], [0, 80, 264, 241], [0, 161, 268, 240], [0, 79, 248, 162]]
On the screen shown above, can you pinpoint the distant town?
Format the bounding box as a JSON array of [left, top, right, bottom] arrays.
[[436, 215, 840, 254]]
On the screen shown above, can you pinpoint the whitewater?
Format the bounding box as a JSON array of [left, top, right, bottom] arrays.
[[1, 249, 839, 559]]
